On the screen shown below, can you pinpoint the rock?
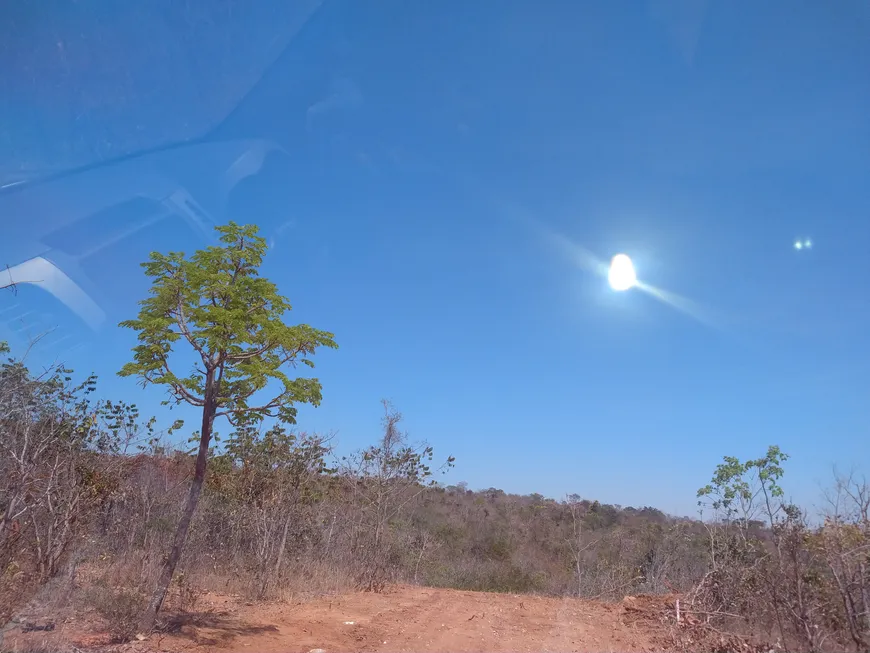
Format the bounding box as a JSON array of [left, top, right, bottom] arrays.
[[21, 622, 55, 633]]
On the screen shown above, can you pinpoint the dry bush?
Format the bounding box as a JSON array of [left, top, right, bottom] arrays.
[[336, 401, 453, 593], [692, 448, 870, 652], [0, 350, 151, 629], [17, 350, 870, 653], [73, 557, 157, 642], [0, 638, 65, 653], [6, 354, 702, 635], [87, 584, 146, 643]]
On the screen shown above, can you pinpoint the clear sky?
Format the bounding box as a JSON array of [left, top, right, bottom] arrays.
[[2, 0, 869, 517]]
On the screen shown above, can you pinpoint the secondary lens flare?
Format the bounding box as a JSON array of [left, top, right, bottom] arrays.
[[608, 254, 637, 291]]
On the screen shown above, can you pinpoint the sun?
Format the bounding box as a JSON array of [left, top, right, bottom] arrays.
[[608, 254, 637, 291]]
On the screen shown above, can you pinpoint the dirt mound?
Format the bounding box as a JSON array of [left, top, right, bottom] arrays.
[[7, 585, 762, 653]]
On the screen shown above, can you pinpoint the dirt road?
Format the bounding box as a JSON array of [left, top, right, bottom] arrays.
[[129, 585, 675, 653], [9, 584, 686, 652]]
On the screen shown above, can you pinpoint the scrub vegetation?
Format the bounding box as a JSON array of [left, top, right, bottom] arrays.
[[2, 223, 867, 653]]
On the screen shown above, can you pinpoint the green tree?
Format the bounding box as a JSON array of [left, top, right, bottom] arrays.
[[696, 446, 794, 645], [119, 222, 337, 630], [697, 445, 789, 533]]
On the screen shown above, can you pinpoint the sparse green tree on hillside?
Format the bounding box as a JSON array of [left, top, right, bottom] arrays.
[[119, 221, 337, 631]]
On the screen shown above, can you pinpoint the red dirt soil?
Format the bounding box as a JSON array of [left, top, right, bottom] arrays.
[[11, 586, 692, 653]]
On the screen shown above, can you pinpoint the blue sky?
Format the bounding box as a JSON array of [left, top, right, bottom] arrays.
[[2, 0, 869, 516]]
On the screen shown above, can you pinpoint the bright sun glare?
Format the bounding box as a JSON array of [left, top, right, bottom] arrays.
[[608, 253, 637, 291]]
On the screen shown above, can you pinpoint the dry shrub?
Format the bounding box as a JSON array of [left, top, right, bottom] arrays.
[[0, 564, 31, 625], [164, 572, 205, 614], [86, 584, 146, 642], [275, 560, 355, 601], [78, 560, 153, 643], [1, 639, 64, 653], [13, 350, 868, 653], [426, 559, 544, 594]]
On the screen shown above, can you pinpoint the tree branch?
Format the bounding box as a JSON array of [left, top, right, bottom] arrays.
[[153, 353, 205, 407], [173, 299, 211, 369]]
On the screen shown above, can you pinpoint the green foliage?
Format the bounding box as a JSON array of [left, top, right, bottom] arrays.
[[212, 424, 332, 505], [0, 357, 145, 457], [697, 445, 789, 524], [118, 221, 337, 427]]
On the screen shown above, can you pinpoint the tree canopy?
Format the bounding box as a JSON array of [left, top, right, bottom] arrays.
[[119, 221, 337, 427]]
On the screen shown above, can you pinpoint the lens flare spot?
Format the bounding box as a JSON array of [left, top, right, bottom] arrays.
[[794, 238, 813, 251], [608, 254, 637, 291]]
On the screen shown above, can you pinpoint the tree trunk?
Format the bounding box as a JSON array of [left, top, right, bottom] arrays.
[[414, 536, 427, 584], [259, 509, 292, 599], [323, 511, 336, 559], [860, 561, 870, 647], [139, 378, 215, 633], [576, 558, 583, 597]]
